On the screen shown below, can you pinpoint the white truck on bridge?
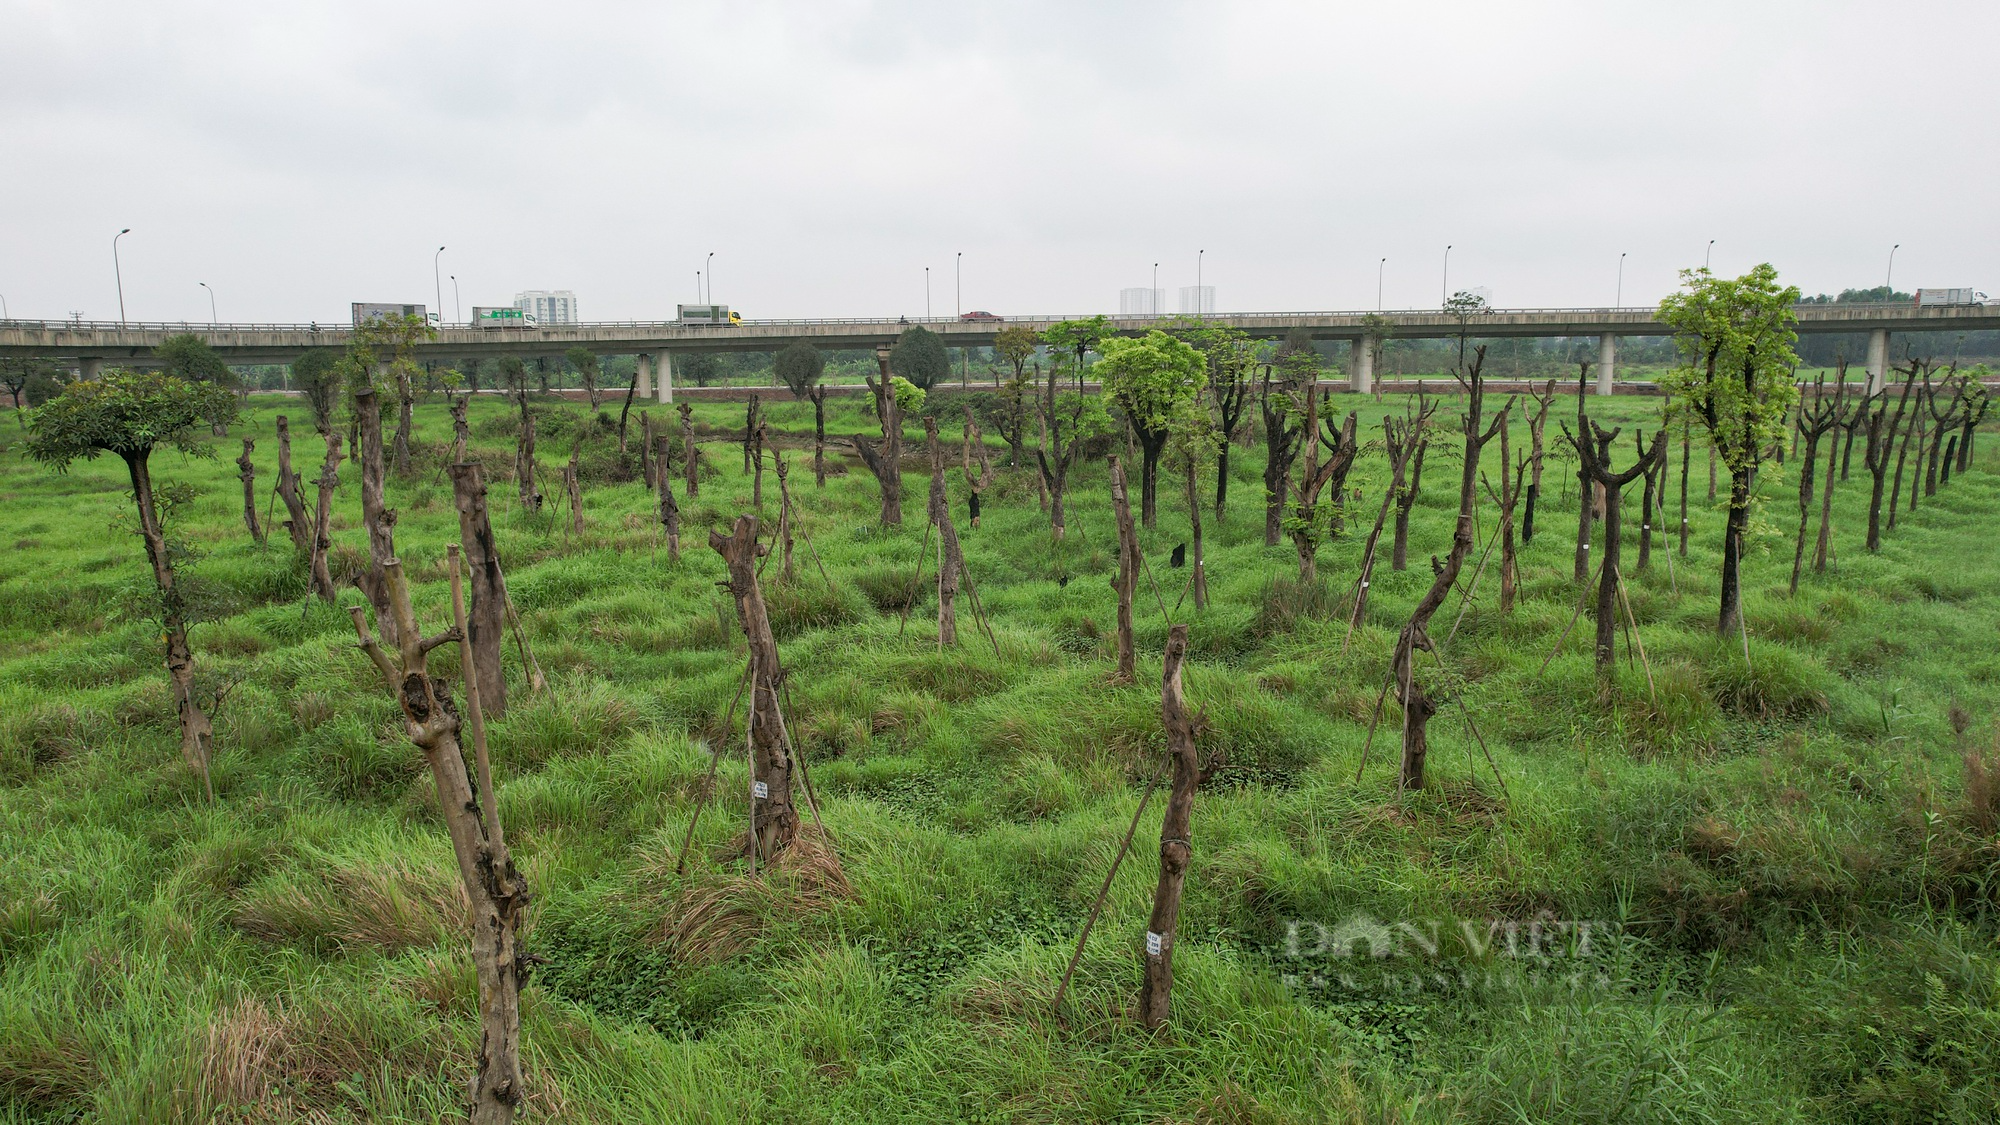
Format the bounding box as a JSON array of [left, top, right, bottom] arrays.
[[473, 307, 538, 329], [1916, 288, 1992, 307]]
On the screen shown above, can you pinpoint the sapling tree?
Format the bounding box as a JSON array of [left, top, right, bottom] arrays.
[[775, 341, 824, 399], [710, 515, 801, 865], [1862, 369, 1918, 551], [1658, 265, 1802, 637], [156, 333, 237, 434], [1041, 315, 1111, 394], [1520, 378, 1556, 544], [1097, 329, 1207, 529], [1923, 368, 1967, 497], [1955, 374, 1989, 472], [1565, 415, 1661, 672], [1389, 391, 1432, 571], [1347, 398, 1437, 633], [1286, 384, 1359, 583], [27, 369, 237, 796], [925, 418, 965, 646], [1109, 455, 1140, 682], [1391, 349, 1507, 789], [450, 461, 511, 715], [890, 325, 949, 390], [346, 314, 435, 476], [273, 415, 314, 556], [809, 384, 829, 486], [1790, 367, 1850, 594], [346, 390, 529, 1124], [1170, 318, 1255, 521], [961, 404, 996, 528], [1035, 381, 1113, 541]]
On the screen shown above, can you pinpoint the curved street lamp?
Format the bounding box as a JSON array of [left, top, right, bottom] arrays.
[[1886, 244, 1900, 294], [705, 252, 715, 305], [433, 246, 446, 321], [1378, 258, 1386, 311], [199, 282, 217, 326], [1616, 252, 1627, 308], [113, 228, 132, 325], [1441, 244, 1452, 307]]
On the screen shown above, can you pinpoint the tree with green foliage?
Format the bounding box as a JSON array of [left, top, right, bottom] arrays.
[[1097, 330, 1208, 528], [1659, 264, 1802, 637], [775, 341, 825, 397], [155, 333, 237, 434], [290, 348, 341, 433], [2, 357, 62, 420], [890, 325, 949, 391], [25, 369, 237, 798], [679, 352, 720, 388], [1041, 315, 1111, 393], [992, 324, 1039, 464], [565, 346, 603, 411], [1035, 388, 1114, 544], [1168, 318, 1255, 521]]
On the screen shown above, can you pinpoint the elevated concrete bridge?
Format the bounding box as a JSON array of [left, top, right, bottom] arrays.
[[4, 303, 1993, 399]]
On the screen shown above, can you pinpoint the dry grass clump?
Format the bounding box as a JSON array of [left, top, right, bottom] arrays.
[[232, 856, 468, 955], [653, 827, 851, 965]]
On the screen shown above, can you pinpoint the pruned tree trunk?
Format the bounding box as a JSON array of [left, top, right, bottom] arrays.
[[450, 462, 509, 715], [1718, 469, 1752, 638], [1636, 430, 1658, 572], [275, 416, 313, 554], [515, 404, 540, 513], [564, 440, 584, 537], [1260, 365, 1305, 547], [752, 421, 767, 512], [961, 404, 995, 530], [1184, 453, 1208, 611], [1109, 455, 1139, 682], [236, 438, 265, 545], [854, 354, 905, 526], [925, 419, 963, 646], [125, 450, 214, 799], [641, 411, 657, 491], [1521, 379, 1555, 544], [393, 371, 415, 477], [1791, 368, 1847, 594], [1287, 384, 1359, 583], [679, 403, 699, 499], [1678, 417, 1692, 557], [1139, 623, 1197, 1031], [346, 535, 526, 1125], [743, 394, 762, 473], [1570, 418, 1659, 670], [450, 395, 471, 464], [1813, 415, 1839, 573], [709, 515, 800, 865], [1391, 434, 1428, 572], [1393, 349, 1504, 790], [354, 389, 402, 647], [811, 385, 828, 488], [775, 453, 795, 583], [308, 428, 341, 603], [1347, 406, 1430, 634], [654, 434, 681, 563]]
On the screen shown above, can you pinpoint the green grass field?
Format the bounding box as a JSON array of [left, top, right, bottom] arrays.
[[2, 385, 1996, 1123]]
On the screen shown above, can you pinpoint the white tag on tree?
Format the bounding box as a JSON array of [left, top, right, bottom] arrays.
[[752, 780, 769, 799], [1146, 931, 1165, 956]]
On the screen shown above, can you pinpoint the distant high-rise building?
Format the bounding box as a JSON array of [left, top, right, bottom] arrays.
[[515, 290, 579, 325], [1119, 287, 1165, 315], [1178, 285, 1215, 314]]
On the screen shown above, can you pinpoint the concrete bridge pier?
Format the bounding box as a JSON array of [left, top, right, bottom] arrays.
[[634, 353, 653, 398], [1596, 334, 1617, 396], [79, 357, 104, 380], [656, 351, 675, 404], [1866, 327, 1888, 393], [1350, 335, 1376, 393]]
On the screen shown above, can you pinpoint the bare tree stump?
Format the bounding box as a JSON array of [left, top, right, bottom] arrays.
[[1109, 455, 1139, 682], [308, 428, 342, 603], [235, 437, 265, 545], [710, 515, 800, 865], [1139, 623, 1197, 1031], [926, 419, 963, 646], [655, 434, 680, 563], [679, 403, 699, 499], [274, 416, 314, 555], [354, 389, 401, 646], [853, 349, 905, 526], [810, 385, 828, 487], [450, 462, 510, 715]]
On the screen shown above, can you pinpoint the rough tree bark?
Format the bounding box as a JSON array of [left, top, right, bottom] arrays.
[[853, 352, 905, 526], [1521, 378, 1555, 544], [1393, 348, 1505, 790], [450, 395, 471, 464], [1635, 429, 1659, 572], [1260, 365, 1306, 547], [1288, 384, 1359, 583], [744, 392, 762, 473], [925, 419, 963, 646], [679, 403, 699, 499], [1790, 370, 1846, 595], [709, 515, 801, 865], [1923, 370, 1965, 498], [1109, 455, 1140, 682], [308, 428, 341, 603], [810, 385, 828, 487], [775, 453, 794, 583], [450, 462, 510, 715], [1390, 400, 1430, 572], [1890, 374, 1926, 529], [640, 411, 657, 492], [1864, 371, 1918, 551], [235, 438, 265, 545], [563, 439, 584, 537], [275, 416, 313, 554], [515, 402, 540, 513], [347, 549, 527, 1125], [654, 434, 681, 563], [1957, 388, 1988, 472], [124, 449, 215, 799], [354, 389, 402, 647], [1184, 451, 1208, 611], [1139, 622, 1197, 1031], [1572, 364, 1595, 584], [1569, 418, 1660, 671]]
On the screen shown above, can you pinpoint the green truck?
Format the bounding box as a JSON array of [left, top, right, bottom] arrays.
[[473, 306, 539, 329]]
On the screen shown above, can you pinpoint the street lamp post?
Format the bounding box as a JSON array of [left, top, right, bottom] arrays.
[[1378, 258, 1386, 311], [1197, 249, 1205, 313], [1152, 262, 1159, 314], [199, 282, 217, 326], [433, 246, 445, 320], [705, 252, 715, 305], [113, 228, 131, 325], [1886, 244, 1899, 294], [450, 276, 461, 325], [1441, 244, 1452, 307], [1, 294, 10, 320], [955, 251, 962, 316], [695, 272, 702, 303], [1705, 239, 1715, 271], [1616, 252, 1627, 308], [925, 267, 931, 319]]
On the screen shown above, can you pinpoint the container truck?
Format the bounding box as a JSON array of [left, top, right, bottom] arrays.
[[473, 307, 539, 329], [1915, 288, 1991, 307], [678, 304, 742, 326]]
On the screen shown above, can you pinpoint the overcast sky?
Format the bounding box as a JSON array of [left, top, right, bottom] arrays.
[[4, 1, 1995, 324]]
